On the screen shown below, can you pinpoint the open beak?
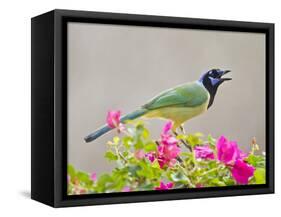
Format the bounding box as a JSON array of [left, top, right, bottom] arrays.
[[220, 70, 232, 81]]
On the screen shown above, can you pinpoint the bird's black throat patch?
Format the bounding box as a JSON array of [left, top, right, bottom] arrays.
[[200, 78, 221, 109]]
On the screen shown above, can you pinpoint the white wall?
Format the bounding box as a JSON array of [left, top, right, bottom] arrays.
[[0, 0, 279, 216], [67, 23, 266, 175]]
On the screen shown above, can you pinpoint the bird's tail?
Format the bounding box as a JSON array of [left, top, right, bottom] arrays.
[[84, 108, 147, 143]]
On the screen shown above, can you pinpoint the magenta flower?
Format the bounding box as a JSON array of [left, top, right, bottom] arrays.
[[147, 121, 180, 168], [161, 121, 177, 146], [162, 121, 173, 134], [155, 181, 174, 190], [134, 149, 145, 160], [106, 110, 121, 128], [145, 121, 180, 168], [196, 183, 204, 188], [231, 159, 255, 184], [159, 143, 180, 160], [216, 136, 248, 165], [146, 143, 180, 169], [237, 149, 248, 160], [216, 136, 239, 164], [158, 140, 180, 168], [90, 172, 97, 181], [161, 135, 178, 146], [145, 152, 155, 163], [156, 142, 180, 168], [194, 144, 215, 160], [122, 186, 131, 192]]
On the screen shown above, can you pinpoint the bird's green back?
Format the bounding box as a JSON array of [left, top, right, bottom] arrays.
[[142, 82, 209, 110]]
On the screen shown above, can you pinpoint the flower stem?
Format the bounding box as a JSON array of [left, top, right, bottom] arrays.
[[114, 145, 127, 164], [178, 163, 195, 188], [200, 164, 223, 177]]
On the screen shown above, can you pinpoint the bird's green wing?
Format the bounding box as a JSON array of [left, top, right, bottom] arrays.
[[142, 82, 209, 110]]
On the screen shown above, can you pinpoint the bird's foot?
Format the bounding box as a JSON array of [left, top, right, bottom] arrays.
[[180, 124, 186, 134], [173, 129, 192, 152], [172, 130, 178, 137]]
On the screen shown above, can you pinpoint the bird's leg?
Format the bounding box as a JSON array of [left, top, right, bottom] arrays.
[[180, 124, 186, 134], [173, 129, 192, 152], [172, 130, 178, 137], [176, 156, 183, 163]]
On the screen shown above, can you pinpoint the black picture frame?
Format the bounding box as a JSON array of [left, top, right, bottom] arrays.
[[31, 9, 274, 207]]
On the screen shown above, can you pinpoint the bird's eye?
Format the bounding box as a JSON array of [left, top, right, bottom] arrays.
[[209, 70, 219, 78]]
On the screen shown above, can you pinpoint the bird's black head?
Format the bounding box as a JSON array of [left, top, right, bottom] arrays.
[[198, 69, 232, 108]]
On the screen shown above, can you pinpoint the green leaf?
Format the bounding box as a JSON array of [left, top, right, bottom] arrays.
[[142, 127, 150, 139], [123, 151, 129, 157], [67, 164, 76, 178], [105, 151, 118, 161], [210, 178, 226, 186], [113, 136, 120, 144], [134, 138, 144, 149], [254, 168, 266, 184], [122, 136, 133, 149], [144, 142, 157, 152], [222, 176, 235, 186], [207, 134, 216, 148], [95, 174, 114, 192], [176, 134, 187, 141], [132, 124, 146, 149], [136, 160, 162, 180], [128, 165, 141, 176], [138, 183, 155, 191], [151, 159, 160, 169], [246, 154, 265, 168], [186, 134, 204, 147], [170, 171, 188, 183], [76, 171, 91, 182], [98, 174, 113, 184]]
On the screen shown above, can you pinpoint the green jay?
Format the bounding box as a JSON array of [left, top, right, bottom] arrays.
[[85, 69, 231, 143]]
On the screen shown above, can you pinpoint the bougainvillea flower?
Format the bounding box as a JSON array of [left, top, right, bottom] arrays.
[[122, 186, 131, 192], [134, 149, 145, 160], [231, 159, 255, 184], [194, 144, 215, 160], [161, 121, 178, 146], [90, 172, 97, 181], [167, 158, 177, 167], [162, 121, 173, 135], [196, 183, 204, 188], [79, 189, 87, 194], [145, 152, 155, 162], [159, 143, 180, 160], [216, 136, 248, 165], [145, 121, 180, 168], [237, 149, 248, 160], [157, 141, 180, 168], [106, 110, 121, 128], [155, 181, 174, 190], [157, 157, 166, 168], [146, 143, 179, 168], [216, 136, 239, 164], [161, 135, 178, 146]]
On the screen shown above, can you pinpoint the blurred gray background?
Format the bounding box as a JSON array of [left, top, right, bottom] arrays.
[[67, 22, 265, 175]]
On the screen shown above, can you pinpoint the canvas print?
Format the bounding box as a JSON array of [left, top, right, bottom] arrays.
[[67, 22, 266, 195]]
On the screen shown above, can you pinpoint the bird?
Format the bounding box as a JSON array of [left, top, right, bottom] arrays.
[[84, 69, 231, 143]]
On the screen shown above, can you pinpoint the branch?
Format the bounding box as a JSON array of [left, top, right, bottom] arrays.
[[173, 131, 192, 152]]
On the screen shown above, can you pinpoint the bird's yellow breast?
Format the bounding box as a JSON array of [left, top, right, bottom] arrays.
[[143, 100, 209, 129]]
